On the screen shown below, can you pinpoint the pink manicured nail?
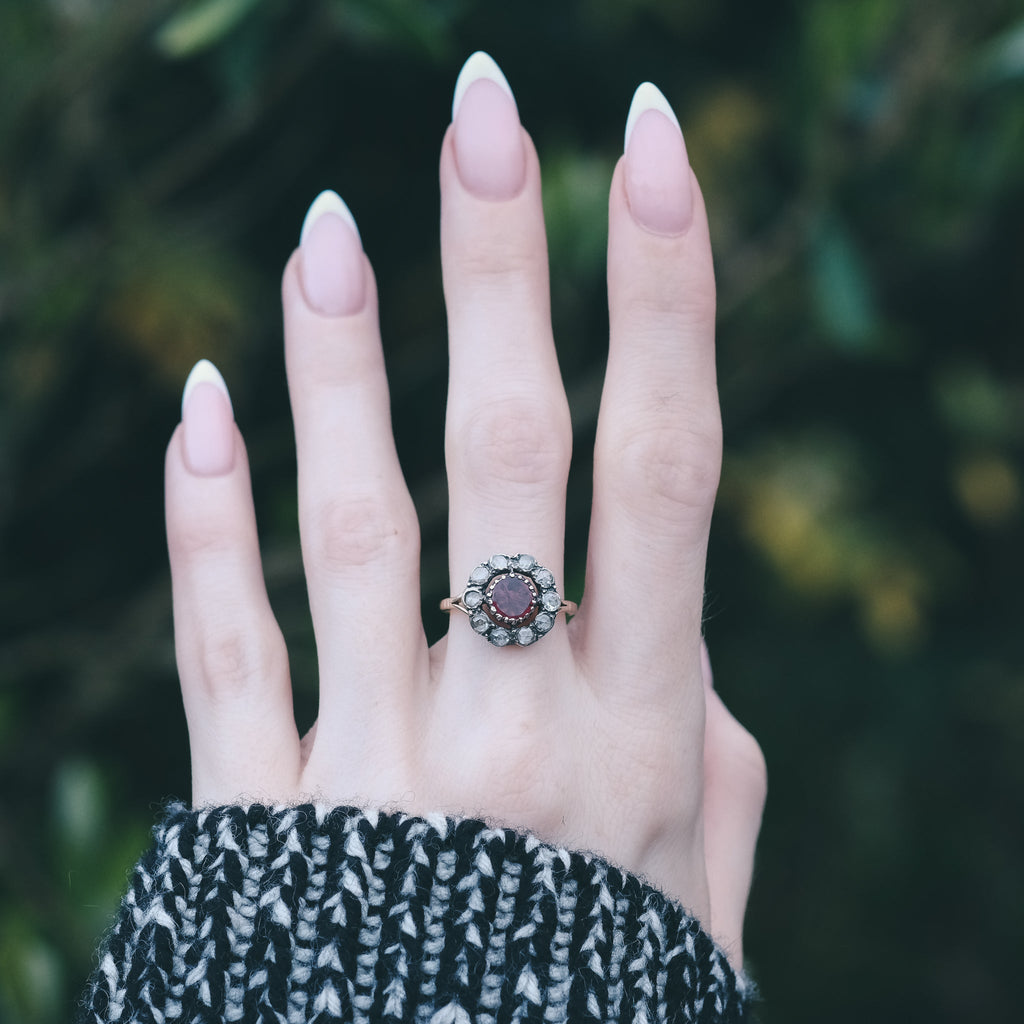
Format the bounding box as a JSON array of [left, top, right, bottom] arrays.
[[452, 52, 526, 200], [181, 360, 235, 477], [299, 190, 366, 316], [623, 83, 693, 236]]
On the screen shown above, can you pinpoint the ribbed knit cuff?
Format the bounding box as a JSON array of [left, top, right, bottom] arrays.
[[79, 803, 751, 1023]]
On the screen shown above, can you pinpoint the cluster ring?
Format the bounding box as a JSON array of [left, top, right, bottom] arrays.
[[441, 554, 576, 647]]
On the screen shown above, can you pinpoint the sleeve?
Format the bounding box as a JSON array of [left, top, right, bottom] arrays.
[[77, 803, 753, 1023]]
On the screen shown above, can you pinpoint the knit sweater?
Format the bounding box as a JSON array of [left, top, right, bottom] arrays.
[[77, 803, 752, 1023]]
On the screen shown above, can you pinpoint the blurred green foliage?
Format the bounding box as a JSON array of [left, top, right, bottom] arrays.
[[2, 0, 1022, 1021]]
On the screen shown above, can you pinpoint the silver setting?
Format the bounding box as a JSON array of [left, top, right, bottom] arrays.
[[456, 553, 569, 647]]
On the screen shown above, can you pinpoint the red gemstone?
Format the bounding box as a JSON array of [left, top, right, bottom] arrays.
[[490, 575, 535, 620]]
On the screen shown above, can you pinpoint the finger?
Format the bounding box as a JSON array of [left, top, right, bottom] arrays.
[[283, 191, 424, 754], [579, 84, 721, 693], [440, 53, 572, 656], [166, 361, 299, 805], [701, 642, 767, 968]]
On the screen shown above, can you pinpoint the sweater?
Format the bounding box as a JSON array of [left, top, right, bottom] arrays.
[[77, 803, 752, 1023]]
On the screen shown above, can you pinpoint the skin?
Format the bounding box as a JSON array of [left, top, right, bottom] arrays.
[[165, 62, 766, 970]]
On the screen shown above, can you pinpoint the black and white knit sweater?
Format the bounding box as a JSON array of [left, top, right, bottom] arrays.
[[78, 803, 752, 1023]]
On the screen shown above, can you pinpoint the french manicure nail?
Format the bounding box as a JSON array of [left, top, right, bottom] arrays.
[[299, 189, 366, 316], [181, 359, 235, 477], [452, 51, 526, 200], [623, 82, 693, 236]]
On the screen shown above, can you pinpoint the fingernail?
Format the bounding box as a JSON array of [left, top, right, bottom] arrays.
[[299, 189, 366, 316], [452, 51, 526, 200], [181, 359, 235, 477], [623, 83, 693, 236]]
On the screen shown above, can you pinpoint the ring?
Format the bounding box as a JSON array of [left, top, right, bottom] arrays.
[[441, 553, 577, 647]]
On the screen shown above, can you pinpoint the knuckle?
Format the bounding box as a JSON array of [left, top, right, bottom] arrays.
[[452, 396, 571, 489], [634, 291, 717, 338], [445, 709, 567, 835], [308, 494, 418, 573], [609, 417, 722, 518], [169, 516, 240, 562], [483, 753, 567, 836], [455, 241, 544, 284], [195, 623, 282, 702], [625, 257, 717, 328]]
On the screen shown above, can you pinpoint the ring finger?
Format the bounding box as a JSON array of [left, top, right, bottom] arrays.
[[440, 53, 572, 660]]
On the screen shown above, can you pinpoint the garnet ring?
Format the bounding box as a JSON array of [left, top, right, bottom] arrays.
[[441, 554, 577, 647]]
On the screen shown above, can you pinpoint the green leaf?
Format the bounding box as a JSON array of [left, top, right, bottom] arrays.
[[52, 760, 108, 856], [155, 0, 263, 59], [932, 363, 1020, 442], [0, 919, 64, 1024], [810, 214, 880, 354], [541, 149, 614, 279], [327, 0, 458, 60], [974, 18, 1024, 85]]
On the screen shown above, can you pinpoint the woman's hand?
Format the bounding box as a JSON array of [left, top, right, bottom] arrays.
[[165, 53, 765, 966]]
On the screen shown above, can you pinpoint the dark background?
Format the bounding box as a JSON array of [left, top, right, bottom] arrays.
[[2, 1, 1022, 1020]]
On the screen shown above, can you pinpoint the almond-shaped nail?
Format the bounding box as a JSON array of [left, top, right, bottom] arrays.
[[299, 189, 366, 316], [452, 51, 526, 200], [623, 83, 693, 236], [181, 359, 235, 477]]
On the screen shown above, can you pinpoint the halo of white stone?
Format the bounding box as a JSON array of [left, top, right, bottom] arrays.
[[461, 554, 562, 647]]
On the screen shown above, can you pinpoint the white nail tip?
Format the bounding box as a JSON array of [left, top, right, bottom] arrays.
[[452, 51, 516, 121], [181, 359, 233, 419], [299, 189, 361, 245], [624, 82, 682, 153]]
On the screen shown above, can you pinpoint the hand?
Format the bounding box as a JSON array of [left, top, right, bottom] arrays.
[[164, 53, 765, 965]]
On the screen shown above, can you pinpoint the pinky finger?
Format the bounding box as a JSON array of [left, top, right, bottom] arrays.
[[165, 360, 300, 806], [701, 642, 767, 970]]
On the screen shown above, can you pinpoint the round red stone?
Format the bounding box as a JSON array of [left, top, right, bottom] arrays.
[[490, 575, 535, 620]]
